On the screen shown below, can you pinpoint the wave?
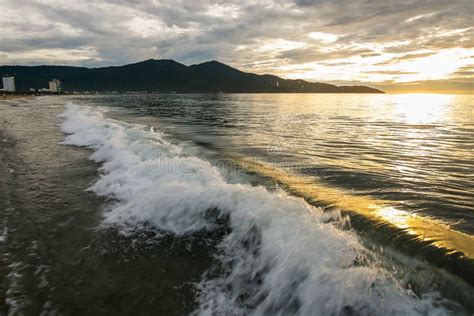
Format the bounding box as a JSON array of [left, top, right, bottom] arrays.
[[59, 103, 463, 315]]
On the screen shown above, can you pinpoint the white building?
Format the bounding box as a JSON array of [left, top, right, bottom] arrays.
[[2, 76, 15, 92], [49, 79, 62, 92]]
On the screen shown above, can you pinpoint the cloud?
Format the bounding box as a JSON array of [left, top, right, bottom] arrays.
[[0, 0, 472, 92], [374, 52, 437, 65], [450, 65, 474, 78], [364, 70, 418, 75]]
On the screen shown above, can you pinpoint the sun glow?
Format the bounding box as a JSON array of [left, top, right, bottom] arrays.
[[391, 49, 471, 82], [275, 47, 473, 92]]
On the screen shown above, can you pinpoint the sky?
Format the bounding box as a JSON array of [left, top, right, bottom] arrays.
[[0, 0, 473, 93]]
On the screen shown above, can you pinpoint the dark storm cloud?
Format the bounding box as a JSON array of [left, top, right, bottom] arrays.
[[0, 0, 472, 91]]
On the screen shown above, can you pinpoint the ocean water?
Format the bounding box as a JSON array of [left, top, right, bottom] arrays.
[[0, 94, 473, 315]]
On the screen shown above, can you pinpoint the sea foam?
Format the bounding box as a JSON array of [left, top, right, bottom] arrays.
[[59, 103, 460, 315]]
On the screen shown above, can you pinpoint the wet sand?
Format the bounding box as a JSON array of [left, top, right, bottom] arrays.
[[0, 95, 34, 101]]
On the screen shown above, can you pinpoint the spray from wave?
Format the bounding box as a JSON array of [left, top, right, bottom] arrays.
[[59, 103, 462, 315]]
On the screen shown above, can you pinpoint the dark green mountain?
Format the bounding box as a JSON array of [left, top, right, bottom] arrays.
[[0, 59, 383, 93]]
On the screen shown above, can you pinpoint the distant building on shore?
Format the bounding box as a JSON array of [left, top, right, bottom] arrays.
[[2, 76, 15, 92], [49, 79, 62, 93]]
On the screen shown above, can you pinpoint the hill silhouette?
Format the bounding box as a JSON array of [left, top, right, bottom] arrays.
[[0, 59, 383, 93]]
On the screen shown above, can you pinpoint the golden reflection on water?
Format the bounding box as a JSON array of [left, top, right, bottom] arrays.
[[236, 156, 474, 258], [227, 93, 473, 258], [392, 94, 453, 124], [377, 207, 413, 230]]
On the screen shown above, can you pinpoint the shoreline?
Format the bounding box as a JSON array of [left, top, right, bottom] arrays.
[[0, 95, 34, 101]]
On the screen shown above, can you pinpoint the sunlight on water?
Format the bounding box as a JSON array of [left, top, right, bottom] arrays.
[[392, 94, 452, 124], [236, 156, 474, 258], [377, 207, 413, 230], [73, 93, 474, 261], [95, 93, 473, 260]]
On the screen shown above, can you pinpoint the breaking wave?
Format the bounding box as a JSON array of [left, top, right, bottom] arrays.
[[59, 103, 461, 315]]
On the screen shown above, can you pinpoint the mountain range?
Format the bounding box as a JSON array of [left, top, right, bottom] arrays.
[[0, 59, 383, 93]]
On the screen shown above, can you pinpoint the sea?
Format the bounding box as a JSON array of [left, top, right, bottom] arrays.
[[0, 93, 473, 315]]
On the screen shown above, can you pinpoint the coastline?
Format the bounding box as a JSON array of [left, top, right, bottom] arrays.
[[0, 95, 34, 101]]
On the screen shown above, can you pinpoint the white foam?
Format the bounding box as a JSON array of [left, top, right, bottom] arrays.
[[59, 103, 460, 315]]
